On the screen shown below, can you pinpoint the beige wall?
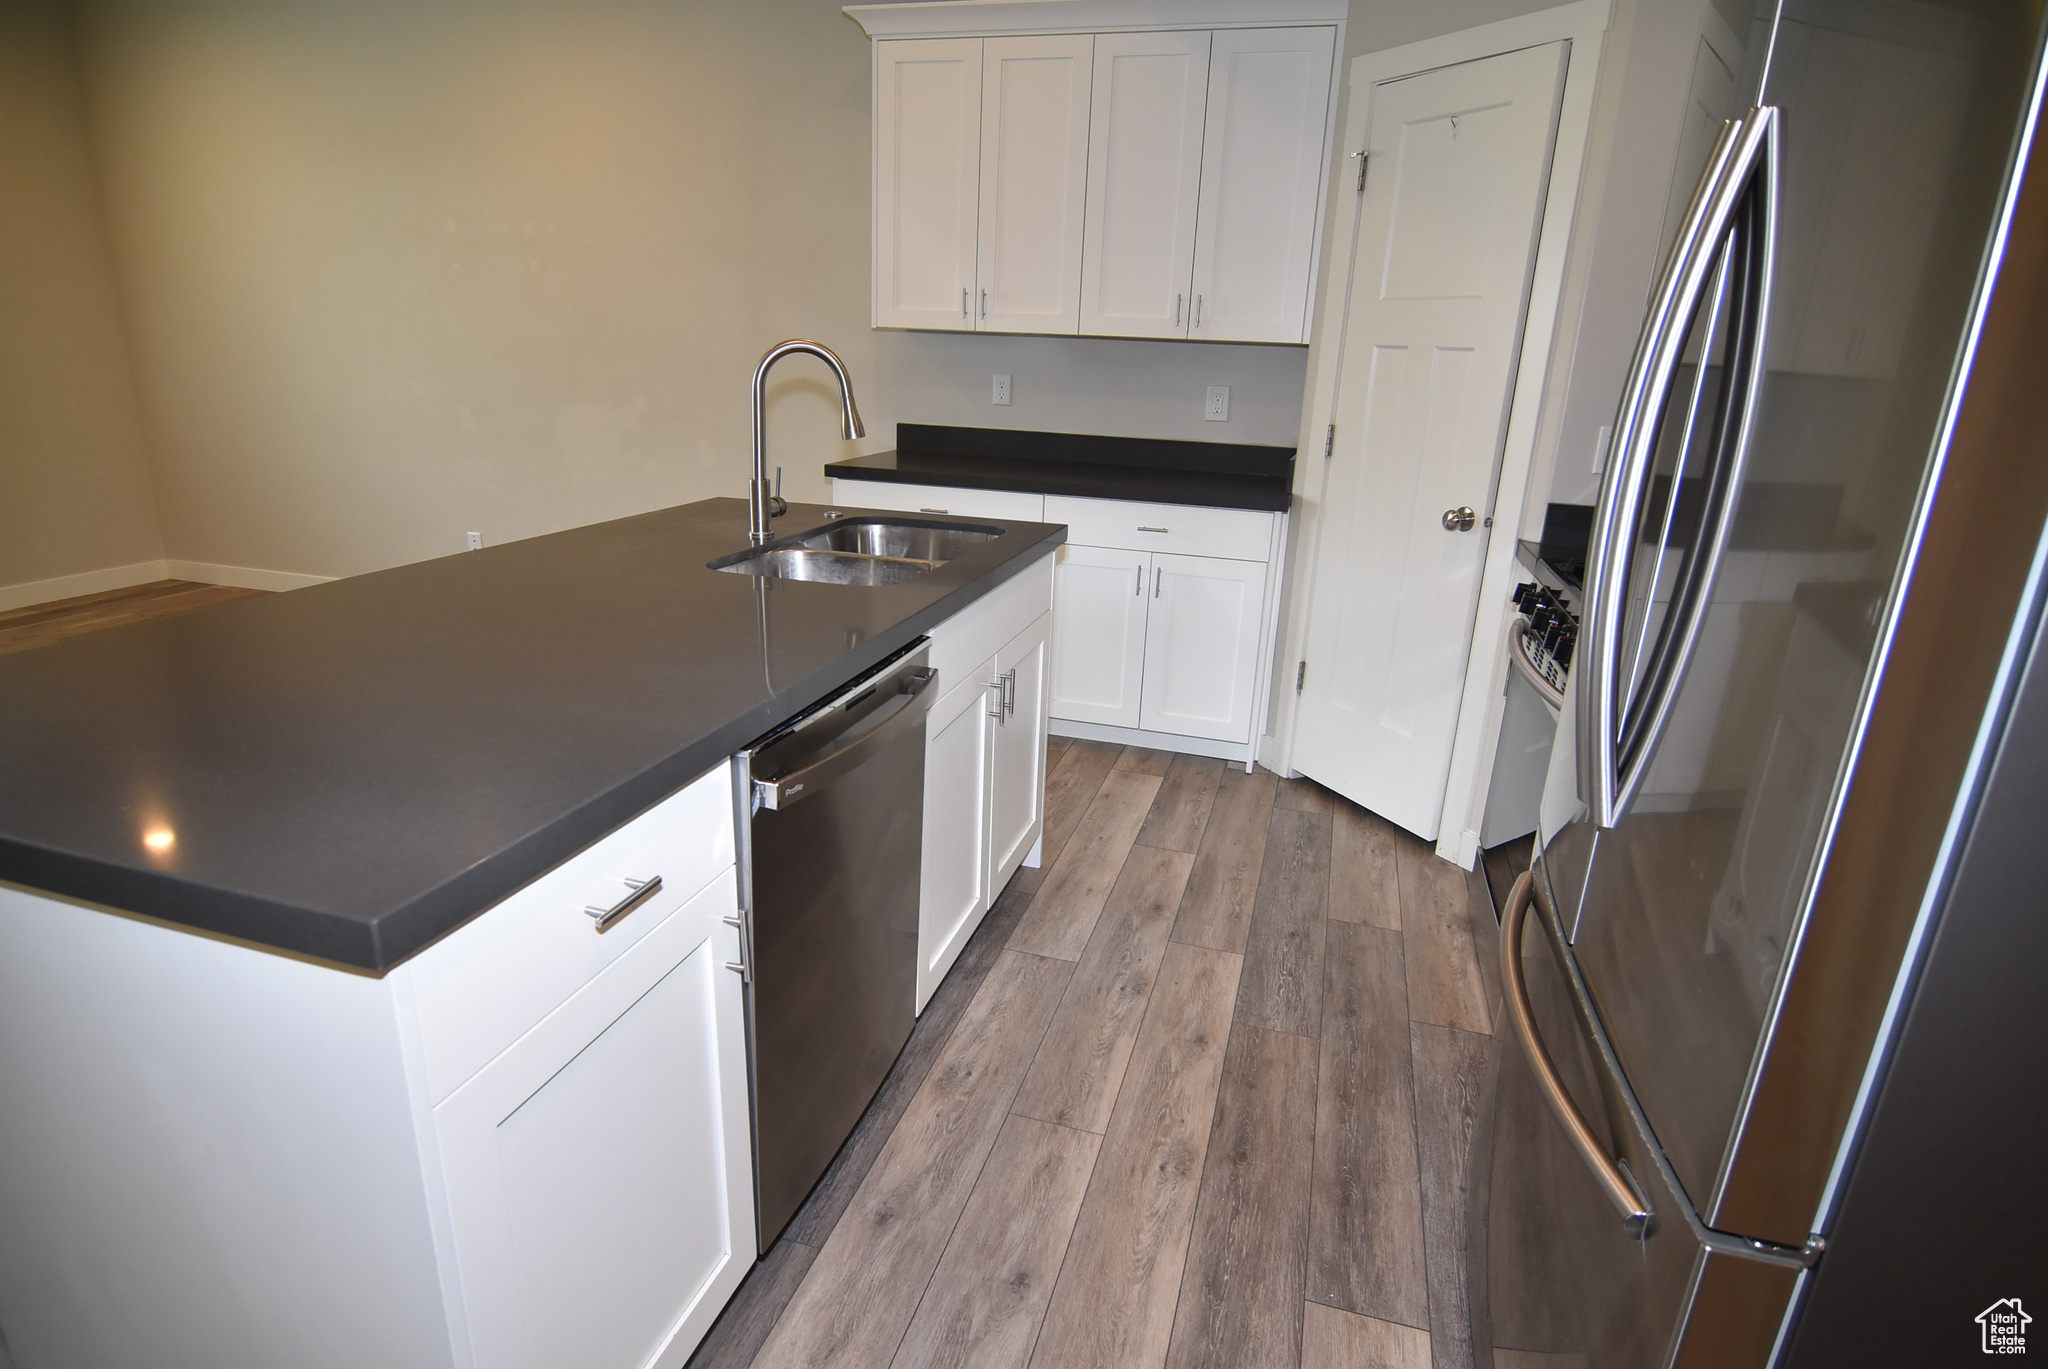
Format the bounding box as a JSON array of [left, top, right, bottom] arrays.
[[62, 0, 1310, 582], [0, 0, 164, 595]]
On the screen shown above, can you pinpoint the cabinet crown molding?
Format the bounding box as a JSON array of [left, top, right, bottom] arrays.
[[845, 0, 1344, 39]]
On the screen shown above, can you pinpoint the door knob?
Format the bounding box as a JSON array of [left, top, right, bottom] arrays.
[[1442, 506, 1477, 532]]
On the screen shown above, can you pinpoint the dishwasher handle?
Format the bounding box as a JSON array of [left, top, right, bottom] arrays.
[[753, 668, 936, 811]]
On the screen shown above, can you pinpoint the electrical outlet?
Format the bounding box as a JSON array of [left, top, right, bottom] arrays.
[[465, 531, 482, 551], [992, 373, 1012, 406], [1205, 385, 1230, 422]]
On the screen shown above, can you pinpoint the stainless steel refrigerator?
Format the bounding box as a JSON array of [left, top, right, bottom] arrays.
[[1470, 1, 2048, 1364]]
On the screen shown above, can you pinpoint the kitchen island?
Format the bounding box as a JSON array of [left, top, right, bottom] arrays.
[[0, 496, 1062, 1369]]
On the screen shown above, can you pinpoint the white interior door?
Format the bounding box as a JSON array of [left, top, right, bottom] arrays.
[[1077, 30, 1211, 338], [1293, 42, 1568, 840], [1049, 544, 1150, 728], [1187, 26, 1339, 343], [873, 38, 982, 331], [1137, 552, 1267, 743], [976, 34, 1094, 334]]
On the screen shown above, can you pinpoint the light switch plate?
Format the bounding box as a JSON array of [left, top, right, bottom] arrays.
[[1205, 385, 1230, 422], [992, 374, 1012, 406]]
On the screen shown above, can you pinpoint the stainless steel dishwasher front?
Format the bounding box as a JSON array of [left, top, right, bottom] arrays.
[[734, 642, 934, 1252]]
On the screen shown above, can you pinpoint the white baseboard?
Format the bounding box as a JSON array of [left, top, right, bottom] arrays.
[[1048, 717, 1256, 768], [0, 560, 171, 612], [166, 560, 335, 593]]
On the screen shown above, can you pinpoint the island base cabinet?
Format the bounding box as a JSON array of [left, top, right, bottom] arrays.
[[989, 614, 1050, 882], [918, 671, 996, 1012], [434, 869, 752, 1369]]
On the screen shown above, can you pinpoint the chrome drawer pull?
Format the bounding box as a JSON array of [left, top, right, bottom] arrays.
[[920, 506, 949, 514], [1137, 525, 1169, 533], [585, 875, 662, 933]]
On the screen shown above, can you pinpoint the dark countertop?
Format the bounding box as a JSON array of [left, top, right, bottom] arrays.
[[0, 498, 1063, 973], [825, 423, 1295, 512]]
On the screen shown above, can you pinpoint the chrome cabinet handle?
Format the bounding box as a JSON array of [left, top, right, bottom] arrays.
[[586, 876, 662, 933], [962, 287, 969, 321], [1137, 525, 1168, 534], [1153, 566, 1162, 598], [1500, 872, 1652, 1233], [1003, 667, 1017, 716], [1194, 294, 1204, 328], [1174, 294, 1183, 327], [987, 677, 1005, 720], [755, 669, 938, 810], [980, 289, 987, 319], [920, 506, 949, 514], [1442, 506, 1477, 532], [1581, 107, 1778, 829], [1134, 564, 1143, 595], [722, 913, 751, 981]]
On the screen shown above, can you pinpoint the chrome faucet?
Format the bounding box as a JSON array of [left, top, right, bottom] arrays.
[[750, 339, 865, 544]]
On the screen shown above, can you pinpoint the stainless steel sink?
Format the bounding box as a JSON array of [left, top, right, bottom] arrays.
[[796, 520, 999, 562], [716, 548, 937, 586], [712, 517, 1002, 585]]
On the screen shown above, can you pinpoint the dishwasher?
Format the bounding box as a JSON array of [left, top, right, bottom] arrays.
[[733, 641, 935, 1251]]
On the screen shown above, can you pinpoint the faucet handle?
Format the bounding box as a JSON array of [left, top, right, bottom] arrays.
[[770, 465, 788, 519]]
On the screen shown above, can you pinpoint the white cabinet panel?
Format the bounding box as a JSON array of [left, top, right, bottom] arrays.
[[831, 478, 1046, 523], [875, 38, 982, 330], [989, 612, 1051, 890], [1139, 552, 1268, 743], [1079, 30, 1210, 339], [920, 675, 995, 1009], [1043, 493, 1274, 561], [977, 35, 1094, 334], [1189, 26, 1338, 343], [436, 870, 751, 1369], [1051, 543, 1151, 729]]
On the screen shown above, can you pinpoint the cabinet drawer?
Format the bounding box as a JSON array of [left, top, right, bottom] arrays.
[[831, 479, 1046, 523], [1044, 494, 1275, 561], [406, 764, 737, 1103], [928, 547, 1054, 701]]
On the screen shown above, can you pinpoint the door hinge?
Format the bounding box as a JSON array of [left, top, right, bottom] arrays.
[[1323, 424, 1335, 459], [1296, 660, 1307, 692], [1354, 152, 1368, 193]]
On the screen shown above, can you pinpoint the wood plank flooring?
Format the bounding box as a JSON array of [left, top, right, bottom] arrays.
[[0, 580, 268, 656], [692, 748, 1502, 1369]]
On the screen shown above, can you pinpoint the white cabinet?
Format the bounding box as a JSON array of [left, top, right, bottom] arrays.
[[435, 871, 751, 1369], [918, 553, 1055, 1010], [1189, 26, 1340, 343], [858, 6, 1343, 343], [1079, 25, 1338, 343], [1139, 551, 1268, 741], [1050, 543, 1150, 727], [830, 477, 1045, 523], [1079, 30, 1212, 338], [872, 35, 1093, 334], [874, 38, 983, 331]]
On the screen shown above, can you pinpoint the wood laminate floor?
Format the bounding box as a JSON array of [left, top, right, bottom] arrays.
[[693, 740, 1506, 1369], [0, 580, 268, 656]]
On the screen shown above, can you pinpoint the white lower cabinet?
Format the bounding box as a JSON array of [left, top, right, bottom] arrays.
[[1138, 551, 1268, 743], [917, 552, 1054, 1010], [434, 870, 751, 1369], [1050, 543, 1150, 728]]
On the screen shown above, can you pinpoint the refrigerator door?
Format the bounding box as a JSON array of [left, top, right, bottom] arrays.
[[1563, 0, 2026, 1218]]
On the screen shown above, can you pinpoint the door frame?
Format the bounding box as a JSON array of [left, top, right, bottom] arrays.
[[1265, 0, 1610, 867]]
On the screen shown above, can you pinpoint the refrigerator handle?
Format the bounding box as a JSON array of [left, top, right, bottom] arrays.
[[1501, 872, 1654, 1234], [1580, 109, 1780, 828]]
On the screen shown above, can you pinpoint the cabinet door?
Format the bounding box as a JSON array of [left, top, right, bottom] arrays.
[[976, 35, 1094, 334], [1049, 544, 1150, 729], [919, 670, 996, 1011], [1138, 552, 1268, 743], [1188, 26, 1338, 343], [988, 611, 1051, 893], [436, 870, 752, 1369], [875, 38, 982, 330], [1078, 30, 1210, 338]]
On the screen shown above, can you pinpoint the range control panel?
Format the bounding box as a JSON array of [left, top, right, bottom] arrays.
[[1512, 581, 1578, 698]]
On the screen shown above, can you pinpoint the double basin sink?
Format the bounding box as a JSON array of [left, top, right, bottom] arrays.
[[712, 517, 1001, 586]]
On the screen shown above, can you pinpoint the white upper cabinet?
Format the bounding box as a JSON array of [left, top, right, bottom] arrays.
[[1189, 26, 1339, 343], [978, 35, 1095, 334], [1079, 31, 1211, 338], [874, 38, 984, 330], [859, 5, 1343, 343]]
